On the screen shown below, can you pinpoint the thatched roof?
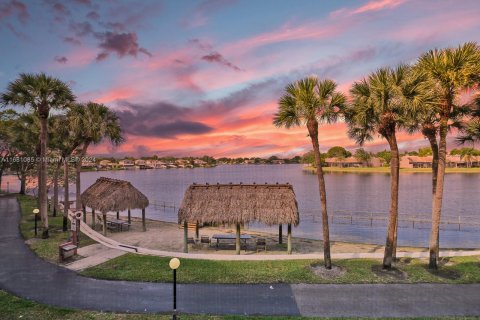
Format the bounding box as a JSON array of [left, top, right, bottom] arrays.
[[178, 183, 299, 226], [81, 177, 149, 213]]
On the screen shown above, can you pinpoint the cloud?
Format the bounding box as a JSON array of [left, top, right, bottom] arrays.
[[201, 51, 241, 71], [54, 56, 68, 63], [86, 11, 100, 20], [182, 0, 236, 28], [72, 0, 91, 6], [95, 32, 152, 61], [63, 36, 81, 45], [70, 21, 94, 37], [52, 2, 70, 16], [331, 0, 408, 17], [115, 101, 214, 138], [0, 0, 29, 22]]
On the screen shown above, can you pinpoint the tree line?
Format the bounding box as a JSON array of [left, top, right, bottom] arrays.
[[302, 146, 480, 166], [274, 42, 480, 270], [1, 73, 123, 238]]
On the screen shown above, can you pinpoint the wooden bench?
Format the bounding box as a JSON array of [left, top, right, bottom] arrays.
[[59, 242, 77, 262]]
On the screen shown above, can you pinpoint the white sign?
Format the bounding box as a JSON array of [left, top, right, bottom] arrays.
[[71, 218, 77, 231]]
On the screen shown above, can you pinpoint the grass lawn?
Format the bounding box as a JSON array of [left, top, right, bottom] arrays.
[[15, 194, 480, 286], [81, 254, 480, 284], [17, 194, 96, 262], [303, 166, 480, 174]]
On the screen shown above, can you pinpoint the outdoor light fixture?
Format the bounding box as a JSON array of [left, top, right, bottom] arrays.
[[169, 258, 180, 319], [33, 208, 39, 236]]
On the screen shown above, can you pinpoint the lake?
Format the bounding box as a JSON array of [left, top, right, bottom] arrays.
[[3, 164, 479, 248]]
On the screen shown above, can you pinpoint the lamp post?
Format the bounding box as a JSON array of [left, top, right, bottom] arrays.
[[169, 258, 180, 320], [33, 208, 39, 236]]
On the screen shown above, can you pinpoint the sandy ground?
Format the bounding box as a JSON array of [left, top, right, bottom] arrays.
[[82, 213, 426, 255]]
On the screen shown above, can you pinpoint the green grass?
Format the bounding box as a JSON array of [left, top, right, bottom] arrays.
[[303, 166, 480, 174], [17, 194, 96, 262], [81, 254, 480, 284]]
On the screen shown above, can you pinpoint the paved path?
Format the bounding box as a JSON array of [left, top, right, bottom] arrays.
[[1, 195, 480, 317], [65, 244, 126, 271]]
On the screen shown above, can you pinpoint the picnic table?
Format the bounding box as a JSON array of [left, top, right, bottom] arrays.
[[212, 234, 252, 250], [106, 219, 130, 232]]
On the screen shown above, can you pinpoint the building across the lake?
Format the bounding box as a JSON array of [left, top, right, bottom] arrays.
[[324, 157, 383, 168], [400, 155, 480, 168]]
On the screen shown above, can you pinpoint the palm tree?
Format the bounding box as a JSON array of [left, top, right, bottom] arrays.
[[70, 102, 124, 210], [344, 65, 432, 268], [417, 42, 480, 269], [274, 77, 346, 269], [1, 73, 75, 238]]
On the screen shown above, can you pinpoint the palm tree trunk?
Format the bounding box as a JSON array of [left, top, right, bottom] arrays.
[[383, 134, 400, 269], [63, 156, 69, 232], [53, 161, 60, 217], [75, 142, 89, 210], [429, 116, 448, 269], [39, 116, 49, 238], [427, 132, 440, 261], [307, 119, 332, 269], [19, 174, 26, 195], [425, 132, 439, 195]]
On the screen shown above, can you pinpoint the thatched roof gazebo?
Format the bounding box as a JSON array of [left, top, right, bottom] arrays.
[[178, 183, 299, 254], [81, 177, 149, 235]]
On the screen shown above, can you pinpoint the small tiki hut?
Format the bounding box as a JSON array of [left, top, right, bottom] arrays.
[[81, 177, 149, 235], [178, 183, 299, 254]]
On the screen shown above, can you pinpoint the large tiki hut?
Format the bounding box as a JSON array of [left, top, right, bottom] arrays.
[[81, 177, 149, 235], [178, 183, 299, 254]]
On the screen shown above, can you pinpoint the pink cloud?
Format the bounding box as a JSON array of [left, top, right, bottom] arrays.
[[331, 0, 409, 18]]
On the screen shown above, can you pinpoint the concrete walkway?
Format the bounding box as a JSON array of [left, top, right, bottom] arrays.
[[65, 244, 126, 271], [1, 195, 480, 317]]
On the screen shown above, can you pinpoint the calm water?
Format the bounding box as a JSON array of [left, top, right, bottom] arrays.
[[3, 164, 479, 248]]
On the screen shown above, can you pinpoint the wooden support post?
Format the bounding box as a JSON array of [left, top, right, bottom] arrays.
[[287, 223, 292, 254], [116, 211, 119, 220], [236, 223, 241, 255], [92, 209, 95, 228], [83, 205, 86, 223], [183, 220, 188, 253], [195, 221, 199, 240], [128, 209, 131, 224], [102, 213, 107, 236], [279, 224, 283, 244], [142, 208, 146, 232]]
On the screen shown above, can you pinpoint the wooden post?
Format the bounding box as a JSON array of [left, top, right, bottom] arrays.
[[183, 220, 188, 253], [287, 223, 292, 254], [82, 205, 86, 223], [92, 209, 95, 228], [128, 209, 131, 224], [278, 224, 283, 244], [102, 213, 107, 236], [116, 211, 119, 220], [236, 223, 241, 255], [142, 208, 146, 232], [195, 221, 199, 240]]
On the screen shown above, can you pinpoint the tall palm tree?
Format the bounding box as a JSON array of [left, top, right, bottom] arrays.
[[69, 102, 124, 210], [417, 42, 480, 269], [274, 77, 346, 269], [344, 65, 432, 268], [1, 73, 75, 238], [49, 114, 81, 231]]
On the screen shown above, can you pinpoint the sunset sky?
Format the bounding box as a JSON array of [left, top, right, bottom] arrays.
[[1, 0, 480, 158]]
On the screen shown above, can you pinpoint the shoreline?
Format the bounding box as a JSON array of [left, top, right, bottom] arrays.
[[303, 166, 480, 174]]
